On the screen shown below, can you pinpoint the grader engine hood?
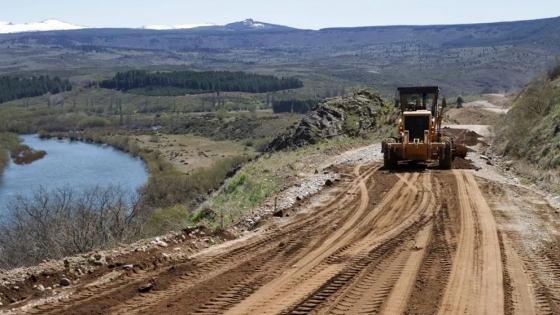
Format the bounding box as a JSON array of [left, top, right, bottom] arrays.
[[402, 111, 431, 143]]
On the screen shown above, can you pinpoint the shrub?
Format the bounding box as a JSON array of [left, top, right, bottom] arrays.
[[216, 108, 228, 121], [253, 138, 272, 152], [0, 185, 148, 268], [77, 116, 110, 129], [142, 155, 251, 208], [146, 204, 191, 235]]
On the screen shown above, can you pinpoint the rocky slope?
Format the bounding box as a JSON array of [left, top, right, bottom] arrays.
[[267, 91, 389, 151], [491, 64, 560, 187]]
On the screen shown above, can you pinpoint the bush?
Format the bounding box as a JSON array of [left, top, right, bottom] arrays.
[[216, 108, 228, 121], [146, 205, 191, 235], [0, 185, 148, 268], [77, 116, 111, 129], [142, 155, 251, 208], [253, 138, 272, 152]]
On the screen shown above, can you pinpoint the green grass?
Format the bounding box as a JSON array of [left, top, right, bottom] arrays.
[[200, 135, 380, 228], [493, 70, 560, 193]]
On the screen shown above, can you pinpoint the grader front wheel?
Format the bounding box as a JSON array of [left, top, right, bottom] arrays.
[[383, 147, 398, 169]]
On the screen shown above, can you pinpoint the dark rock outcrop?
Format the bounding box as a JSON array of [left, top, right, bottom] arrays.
[[267, 90, 385, 151]]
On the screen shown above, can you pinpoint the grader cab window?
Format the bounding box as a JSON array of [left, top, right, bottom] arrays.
[[404, 93, 437, 111], [397, 86, 440, 115]]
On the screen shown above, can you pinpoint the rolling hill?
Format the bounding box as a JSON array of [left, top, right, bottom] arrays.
[[0, 16, 559, 95]]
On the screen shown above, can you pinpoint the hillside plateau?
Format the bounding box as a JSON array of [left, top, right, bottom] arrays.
[[1, 16, 560, 95]]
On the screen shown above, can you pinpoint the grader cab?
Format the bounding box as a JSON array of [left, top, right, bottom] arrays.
[[381, 86, 468, 169]]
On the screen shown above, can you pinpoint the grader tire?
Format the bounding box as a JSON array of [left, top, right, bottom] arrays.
[[439, 141, 453, 170], [384, 146, 398, 170]]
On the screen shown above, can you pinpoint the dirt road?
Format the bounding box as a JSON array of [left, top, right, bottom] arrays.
[[10, 160, 559, 315]]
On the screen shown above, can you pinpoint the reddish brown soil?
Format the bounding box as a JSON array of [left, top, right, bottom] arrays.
[[452, 157, 480, 170], [3, 164, 557, 315], [442, 128, 483, 146]]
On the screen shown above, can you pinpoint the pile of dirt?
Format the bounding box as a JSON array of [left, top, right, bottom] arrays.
[[452, 157, 480, 170], [267, 90, 387, 151], [442, 128, 484, 146], [444, 107, 497, 125], [0, 225, 237, 309]]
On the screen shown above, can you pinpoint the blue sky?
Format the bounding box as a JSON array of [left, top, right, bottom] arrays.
[[1, 0, 559, 29]]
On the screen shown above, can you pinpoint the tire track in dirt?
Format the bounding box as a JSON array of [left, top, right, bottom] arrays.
[[379, 222, 433, 315], [23, 164, 382, 315], [498, 231, 516, 315], [312, 172, 441, 315], [500, 231, 559, 315], [108, 165, 386, 315], [518, 239, 560, 315], [401, 172, 458, 315], [478, 179, 556, 315], [263, 172, 436, 315], [21, 167, 535, 315], [289, 220, 428, 315], [437, 171, 504, 315], [222, 171, 423, 315]]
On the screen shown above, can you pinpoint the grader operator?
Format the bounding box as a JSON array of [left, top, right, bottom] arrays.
[[381, 86, 467, 169]]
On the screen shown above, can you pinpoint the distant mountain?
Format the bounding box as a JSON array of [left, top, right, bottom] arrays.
[[224, 19, 297, 31], [1, 16, 559, 95], [0, 18, 294, 34], [0, 19, 88, 34], [140, 19, 297, 32], [140, 23, 217, 31]]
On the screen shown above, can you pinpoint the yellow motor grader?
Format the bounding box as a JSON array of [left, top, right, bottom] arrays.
[[381, 86, 468, 169]]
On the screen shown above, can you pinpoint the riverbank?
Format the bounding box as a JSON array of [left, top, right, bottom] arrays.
[[37, 130, 255, 211]]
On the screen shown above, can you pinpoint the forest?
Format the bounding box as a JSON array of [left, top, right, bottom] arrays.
[[99, 70, 304, 96], [272, 99, 320, 113], [0, 76, 73, 104]]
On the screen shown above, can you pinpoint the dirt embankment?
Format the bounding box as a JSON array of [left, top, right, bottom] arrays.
[[442, 128, 484, 146]]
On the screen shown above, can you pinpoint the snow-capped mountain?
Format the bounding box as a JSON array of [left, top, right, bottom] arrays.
[[224, 19, 296, 31], [141, 19, 293, 32], [140, 23, 217, 30], [242, 19, 266, 28], [0, 18, 296, 34], [0, 19, 88, 34]]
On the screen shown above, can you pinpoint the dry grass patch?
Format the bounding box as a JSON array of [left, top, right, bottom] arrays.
[[134, 134, 253, 173]]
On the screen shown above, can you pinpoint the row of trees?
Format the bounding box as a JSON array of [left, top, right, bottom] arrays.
[[0, 75, 73, 104], [99, 70, 303, 96], [272, 99, 320, 114]]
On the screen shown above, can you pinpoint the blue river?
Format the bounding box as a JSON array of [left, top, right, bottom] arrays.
[[0, 135, 149, 212]]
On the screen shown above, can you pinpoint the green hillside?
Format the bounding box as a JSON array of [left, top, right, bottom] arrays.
[[494, 63, 560, 184]]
